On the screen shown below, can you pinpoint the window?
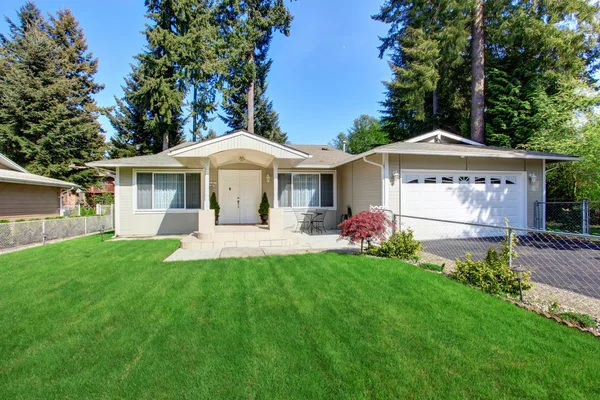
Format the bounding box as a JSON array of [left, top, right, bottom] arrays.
[[441, 176, 454, 184], [405, 175, 419, 184], [505, 176, 516, 185], [459, 176, 470, 184], [424, 176, 437, 184], [136, 172, 201, 210], [186, 173, 201, 208], [474, 176, 486, 185], [320, 174, 334, 207], [277, 173, 335, 208], [137, 173, 152, 210], [490, 176, 501, 185]]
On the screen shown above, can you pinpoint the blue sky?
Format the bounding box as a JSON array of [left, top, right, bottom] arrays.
[[0, 1, 392, 144]]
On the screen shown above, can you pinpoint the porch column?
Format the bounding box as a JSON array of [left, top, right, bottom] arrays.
[[273, 160, 278, 208], [203, 158, 210, 210]]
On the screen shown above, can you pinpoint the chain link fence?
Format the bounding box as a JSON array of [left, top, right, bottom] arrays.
[[0, 215, 114, 252], [399, 215, 600, 318], [534, 200, 600, 235]]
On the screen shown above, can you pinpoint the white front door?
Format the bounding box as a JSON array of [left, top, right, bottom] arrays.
[[218, 170, 262, 224]]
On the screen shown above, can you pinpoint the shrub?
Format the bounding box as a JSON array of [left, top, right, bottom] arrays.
[[28, 218, 41, 221], [419, 263, 445, 273], [14, 219, 26, 222], [258, 192, 270, 215], [366, 229, 423, 261], [338, 211, 390, 252], [0, 219, 10, 224], [558, 312, 596, 328], [450, 231, 532, 295], [45, 216, 65, 220], [210, 192, 220, 221]]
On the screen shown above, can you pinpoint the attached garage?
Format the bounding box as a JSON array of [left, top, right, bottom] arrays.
[[401, 171, 527, 240]]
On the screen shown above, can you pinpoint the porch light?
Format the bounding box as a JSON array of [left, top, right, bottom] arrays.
[[528, 173, 537, 184], [510, 266, 527, 301], [266, 173, 271, 183], [391, 170, 400, 185]]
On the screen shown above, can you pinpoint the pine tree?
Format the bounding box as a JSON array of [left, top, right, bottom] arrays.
[[221, 46, 288, 143], [137, 0, 187, 151], [373, 0, 471, 141], [108, 63, 158, 158], [0, 2, 106, 187], [219, 0, 293, 135]]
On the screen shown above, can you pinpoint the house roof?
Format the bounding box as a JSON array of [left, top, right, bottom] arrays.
[[87, 129, 579, 169], [0, 169, 79, 188], [287, 145, 352, 168], [0, 153, 28, 172]]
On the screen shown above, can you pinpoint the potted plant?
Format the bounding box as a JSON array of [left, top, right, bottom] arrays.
[[210, 192, 220, 224], [258, 192, 270, 225]]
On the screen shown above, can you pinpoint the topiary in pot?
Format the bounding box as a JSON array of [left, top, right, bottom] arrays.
[[210, 192, 220, 224], [258, 192, 270, 225]]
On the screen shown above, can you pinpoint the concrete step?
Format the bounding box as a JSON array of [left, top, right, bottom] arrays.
[[181, 232, 299, 250]]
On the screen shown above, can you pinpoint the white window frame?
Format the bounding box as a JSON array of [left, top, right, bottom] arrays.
[[132, 169, 203, 214], [277, 170, 337, 210]]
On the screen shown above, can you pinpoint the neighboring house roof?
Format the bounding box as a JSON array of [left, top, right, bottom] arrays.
[[0, 153, 28, 172], [0, 152, 79, 188], [86, 129, 579, 169]]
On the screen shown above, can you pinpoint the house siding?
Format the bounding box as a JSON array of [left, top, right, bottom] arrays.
[[0, 182, 60, 221], [335, 154, 383, 218]]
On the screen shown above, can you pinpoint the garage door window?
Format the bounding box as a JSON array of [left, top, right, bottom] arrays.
[[403, 174, 520, 186], [505, 176, 516, 184]]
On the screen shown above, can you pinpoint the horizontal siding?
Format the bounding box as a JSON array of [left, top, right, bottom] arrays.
[[176, 135, 303, 159], [351, 156, 382, 213], [0, 182, 60, 220]]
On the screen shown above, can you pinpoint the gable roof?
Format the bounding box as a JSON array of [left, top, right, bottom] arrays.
[[0, 153, 79, 188], [406, 129, 484, 146], [168, 130, 310, 159]]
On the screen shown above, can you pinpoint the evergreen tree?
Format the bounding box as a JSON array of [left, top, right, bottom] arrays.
[[373, 0, 471, 142], [221, 46, 287, 143], [0, 2, 106, 187], [201, 128, 218, 141], [218, 0, 293, 135], [107, 63, 157, 158], [328, 132, 347, 151], [137, 0, 187, 151]]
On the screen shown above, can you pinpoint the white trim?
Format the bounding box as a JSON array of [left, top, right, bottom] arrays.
[[0, 153, 28, 172], [132, 169, 203, 213], [275, 170, 337, 210], [383, 153, 389, 208], [405, 129, 485, 146], [401, 169, 528, 229], [168, 130, 310, 159], [273, 160, 279, 208], [330, 149, 579, 169], [115, 167, 121, 236], [203, 159, 210, 210]]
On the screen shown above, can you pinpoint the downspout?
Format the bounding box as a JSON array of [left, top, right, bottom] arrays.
[[363, 155, 386, 208]]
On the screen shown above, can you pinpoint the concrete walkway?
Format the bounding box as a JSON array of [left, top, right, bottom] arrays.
[[164, 232, 360, 261]]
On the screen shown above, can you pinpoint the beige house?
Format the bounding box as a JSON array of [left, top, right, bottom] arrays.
[[0, 153, 79, 221], [88, 129, 578, 241]]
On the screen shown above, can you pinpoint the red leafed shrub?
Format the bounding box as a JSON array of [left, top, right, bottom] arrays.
[[338, 211, 390, 252]]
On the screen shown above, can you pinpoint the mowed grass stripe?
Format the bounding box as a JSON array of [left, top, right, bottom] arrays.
[[0, 235, 599, 398]]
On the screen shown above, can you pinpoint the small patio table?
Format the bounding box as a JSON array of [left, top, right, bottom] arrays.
[[301, 211, 323, 235]]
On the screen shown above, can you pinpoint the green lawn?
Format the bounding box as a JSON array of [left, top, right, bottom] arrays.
[[1, 236, 599, 399]]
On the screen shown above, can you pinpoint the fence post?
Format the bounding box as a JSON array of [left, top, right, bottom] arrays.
[[582, 200, 590, 235], [508, 228, 514, 268], [534, 201, 539, 229], [42, 220, 46, 245], [84, 217, 87, 234]]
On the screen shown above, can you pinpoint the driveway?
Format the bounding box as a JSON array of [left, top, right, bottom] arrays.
[[421, 234, 600, 300]]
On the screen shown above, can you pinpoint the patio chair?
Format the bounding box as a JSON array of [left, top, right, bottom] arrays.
[[313, 209, 328, 234], [294, 210, 310, 233]]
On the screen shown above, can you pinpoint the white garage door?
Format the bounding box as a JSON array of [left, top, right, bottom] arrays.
[[401, 172, 526, 240]]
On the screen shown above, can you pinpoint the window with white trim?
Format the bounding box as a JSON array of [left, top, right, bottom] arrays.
[[277, 173, 335, 208], [136, 172, 201, 210]]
